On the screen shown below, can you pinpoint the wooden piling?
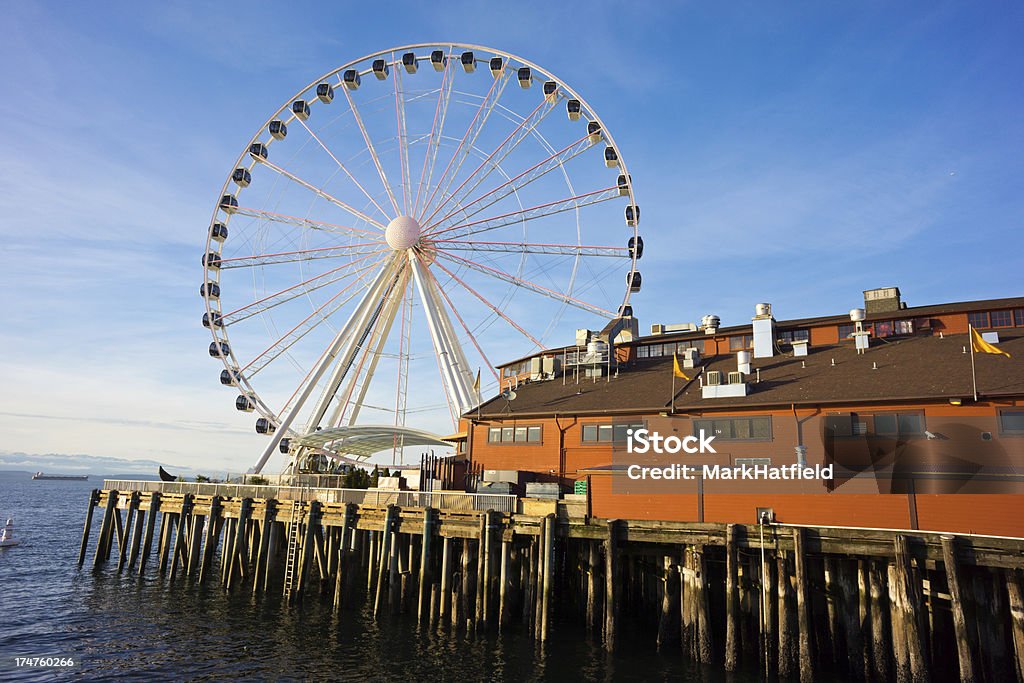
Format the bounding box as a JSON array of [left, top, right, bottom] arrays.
[[295, 500, 318, 598], [498, 533, 510, 630], [942, 535, 978, 683], [78, 489, 99, 566], [792, 527, 815, 683], [373, 505, 395, 618], [604, 519, 619, 652], [439, 536, 451, 625], [418, 507, 435, 622], [252, 503, 274, 594], [869, 559, 891, 682], [541, 513, 555, 642], [127, 505, 145, 571], [657, 554, 679, 651], [137, 492, 160, 575], [186, 514, 205, 577], [1006, 568, 1024, 683], [894, 534, 929, 683], [777, 551, 797, 678], [725, 523, 740, 671], [92, 490, 118, 569], [116, 491, 139, 572], [198, 496, 221, 583]]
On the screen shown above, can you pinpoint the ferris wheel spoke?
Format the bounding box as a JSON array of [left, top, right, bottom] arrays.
[[436, 251, 615, 318], [424, 186, 620, 243], [424, 134, 595, 232], [293, 118, 392, 221], [421, 97, 558, 227], [340, 83, 402, 217], [412, 49, 455, 218], [221, 253, 386, 326], [332, 268, 409, 427], [431, 239, 629, 258], [217, 243, 386, 269], [239, 260, 388, 377], [231, 207, 383, 239], [392, 56, 411, 215], [423, 265, 500, 384], [429, 257, 545, 349], [255, 159, 387, 230], [416, 69, 512, 223]]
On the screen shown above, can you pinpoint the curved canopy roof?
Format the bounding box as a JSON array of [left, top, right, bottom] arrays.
[[292, 425, 453, 460]]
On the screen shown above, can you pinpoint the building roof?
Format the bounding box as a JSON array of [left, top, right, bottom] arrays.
[[494, 295, 1024, 369], [473, 331, 1024, 418]]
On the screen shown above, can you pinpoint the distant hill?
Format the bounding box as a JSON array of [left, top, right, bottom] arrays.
[[0, 451, 206, 479]]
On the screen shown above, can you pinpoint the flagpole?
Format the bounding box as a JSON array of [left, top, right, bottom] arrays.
[[969, 324, 978, 401], [671, 366, 676, 413]]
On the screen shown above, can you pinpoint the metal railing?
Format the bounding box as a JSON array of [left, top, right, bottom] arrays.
[[101, 480, 517, 514]]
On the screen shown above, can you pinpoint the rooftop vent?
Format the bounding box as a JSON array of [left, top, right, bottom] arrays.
[[701, 314, 720, 335]]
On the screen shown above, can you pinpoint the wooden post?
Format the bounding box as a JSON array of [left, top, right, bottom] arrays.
[[373, 505, 395, 618], [461, 537, 472, 631], [334, 503, 355, 611], [541, 513, 555, 642], [252, 502, 274, 594], [657, 554, 679, 650], [761, 546, 776, 673], [586, 541, 600, 637], [499, 533, 511, 630], [778, 551, 797, 677], [227, 498, 252, 590], [367, 530, 379, 594], [198, 496, 221, 583], [116, 491, 139, 572], [604, 519, 619, 652], [894, 534, 929, 683], [109, 506, 123, 562], [187, 514, 205, 577], [941, 535, 978, 683], [127, 505, 146, 571], [388, 529, 401, 615], [483, 510, 495, 628], [78, 489, 99, 566], [92, 490, 118, 568], [888, 562, 910, 682], [838, 559, 864, 681], [792, 527, 815, 683], [869, 559, 891, 682], [417, 507, 435, 622], [170, 495, 193, 582], [138, 492, 160, 575], [295, 500, 319, 599], [694, 545, 713, 664], [439, 536, 451, 625], [1006, 569, 1024, 683], [475, 514, 486, 628], [725, 523, 740, 671]]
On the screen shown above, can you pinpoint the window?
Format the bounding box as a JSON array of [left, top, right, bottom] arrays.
[[734, 457, 771, 467], [777, 329, 809, 344], [636, 345, 649, 359], [693, 416, 772, 441], [838, 323, 856, 340], [968, 312, 989, 329], [999, 409, 1024, 435], [488, 424, 542, 444], [676, 341, 698, 352], [582, 421, 643, 443], [1015, 309, 1024, 327], [728, 335, 753, 351], [989, 310, 1013, 328], [874, 321, 893, 338], [870, 412, 925, 437], [893, 320, 914, 335]]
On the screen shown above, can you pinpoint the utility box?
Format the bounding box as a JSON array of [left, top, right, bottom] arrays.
[[574, 480, 588, 496], [525, 482, 560, 499]]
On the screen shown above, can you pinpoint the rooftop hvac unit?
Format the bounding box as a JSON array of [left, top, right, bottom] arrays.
[[683, 347, 702, 368], [651, 324, 665, 335], [728, 371, 744, 385], [530, 357, 542, 380], [542, 356, 561, 378], [705, 370, 722, 386]]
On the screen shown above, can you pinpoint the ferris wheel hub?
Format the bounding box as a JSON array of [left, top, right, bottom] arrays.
[[385, 215, 421, 250]]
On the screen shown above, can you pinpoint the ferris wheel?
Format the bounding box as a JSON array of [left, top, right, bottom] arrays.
[[200, 43, 643, 473]]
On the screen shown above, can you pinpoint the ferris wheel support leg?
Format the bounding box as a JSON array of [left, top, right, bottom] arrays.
[[249, 258, 400, 474], [407, 251, 478, 417]]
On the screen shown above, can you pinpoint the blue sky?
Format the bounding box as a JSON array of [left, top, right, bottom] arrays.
[[1, 1, 1021, 472]]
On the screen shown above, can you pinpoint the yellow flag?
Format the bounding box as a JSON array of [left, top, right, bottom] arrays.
[[971, 328, 1011, 358], [472, 368, 481, 392], [673, 353, 690, 380]]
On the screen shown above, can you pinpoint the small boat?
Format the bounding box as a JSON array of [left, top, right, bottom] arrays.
[[0, 518, 20, 548], [32, 472, 88, 481]]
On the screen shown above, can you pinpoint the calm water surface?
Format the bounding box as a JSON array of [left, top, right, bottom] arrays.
[[0, 473, 773, 681]]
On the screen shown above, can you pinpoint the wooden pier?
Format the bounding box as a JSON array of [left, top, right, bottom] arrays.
[[80, 483, 1024, 682]]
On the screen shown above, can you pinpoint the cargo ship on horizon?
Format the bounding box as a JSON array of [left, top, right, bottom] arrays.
[[32, 472, 88, 481]]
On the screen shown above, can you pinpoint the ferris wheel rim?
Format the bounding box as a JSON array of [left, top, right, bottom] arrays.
[[201, 42, 642, 468]]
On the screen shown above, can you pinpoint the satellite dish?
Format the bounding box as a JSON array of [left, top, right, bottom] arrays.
[[500, 389, 517, 401]]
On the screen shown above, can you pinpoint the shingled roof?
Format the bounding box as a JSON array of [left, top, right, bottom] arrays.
[[473, 332, 1024, 418]]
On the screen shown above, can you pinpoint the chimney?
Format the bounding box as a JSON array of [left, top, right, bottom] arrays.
[[863, 287, 902, 315], [752, 303, 775, 359]]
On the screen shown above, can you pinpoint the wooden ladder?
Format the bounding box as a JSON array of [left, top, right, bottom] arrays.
[[282, 500, 302, 597]]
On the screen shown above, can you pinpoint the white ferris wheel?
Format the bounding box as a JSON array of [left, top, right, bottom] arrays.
[[200, 43, 643, 474]]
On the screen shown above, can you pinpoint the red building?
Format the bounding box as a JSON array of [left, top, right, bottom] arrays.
[[462, 288, 1024, 537]]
